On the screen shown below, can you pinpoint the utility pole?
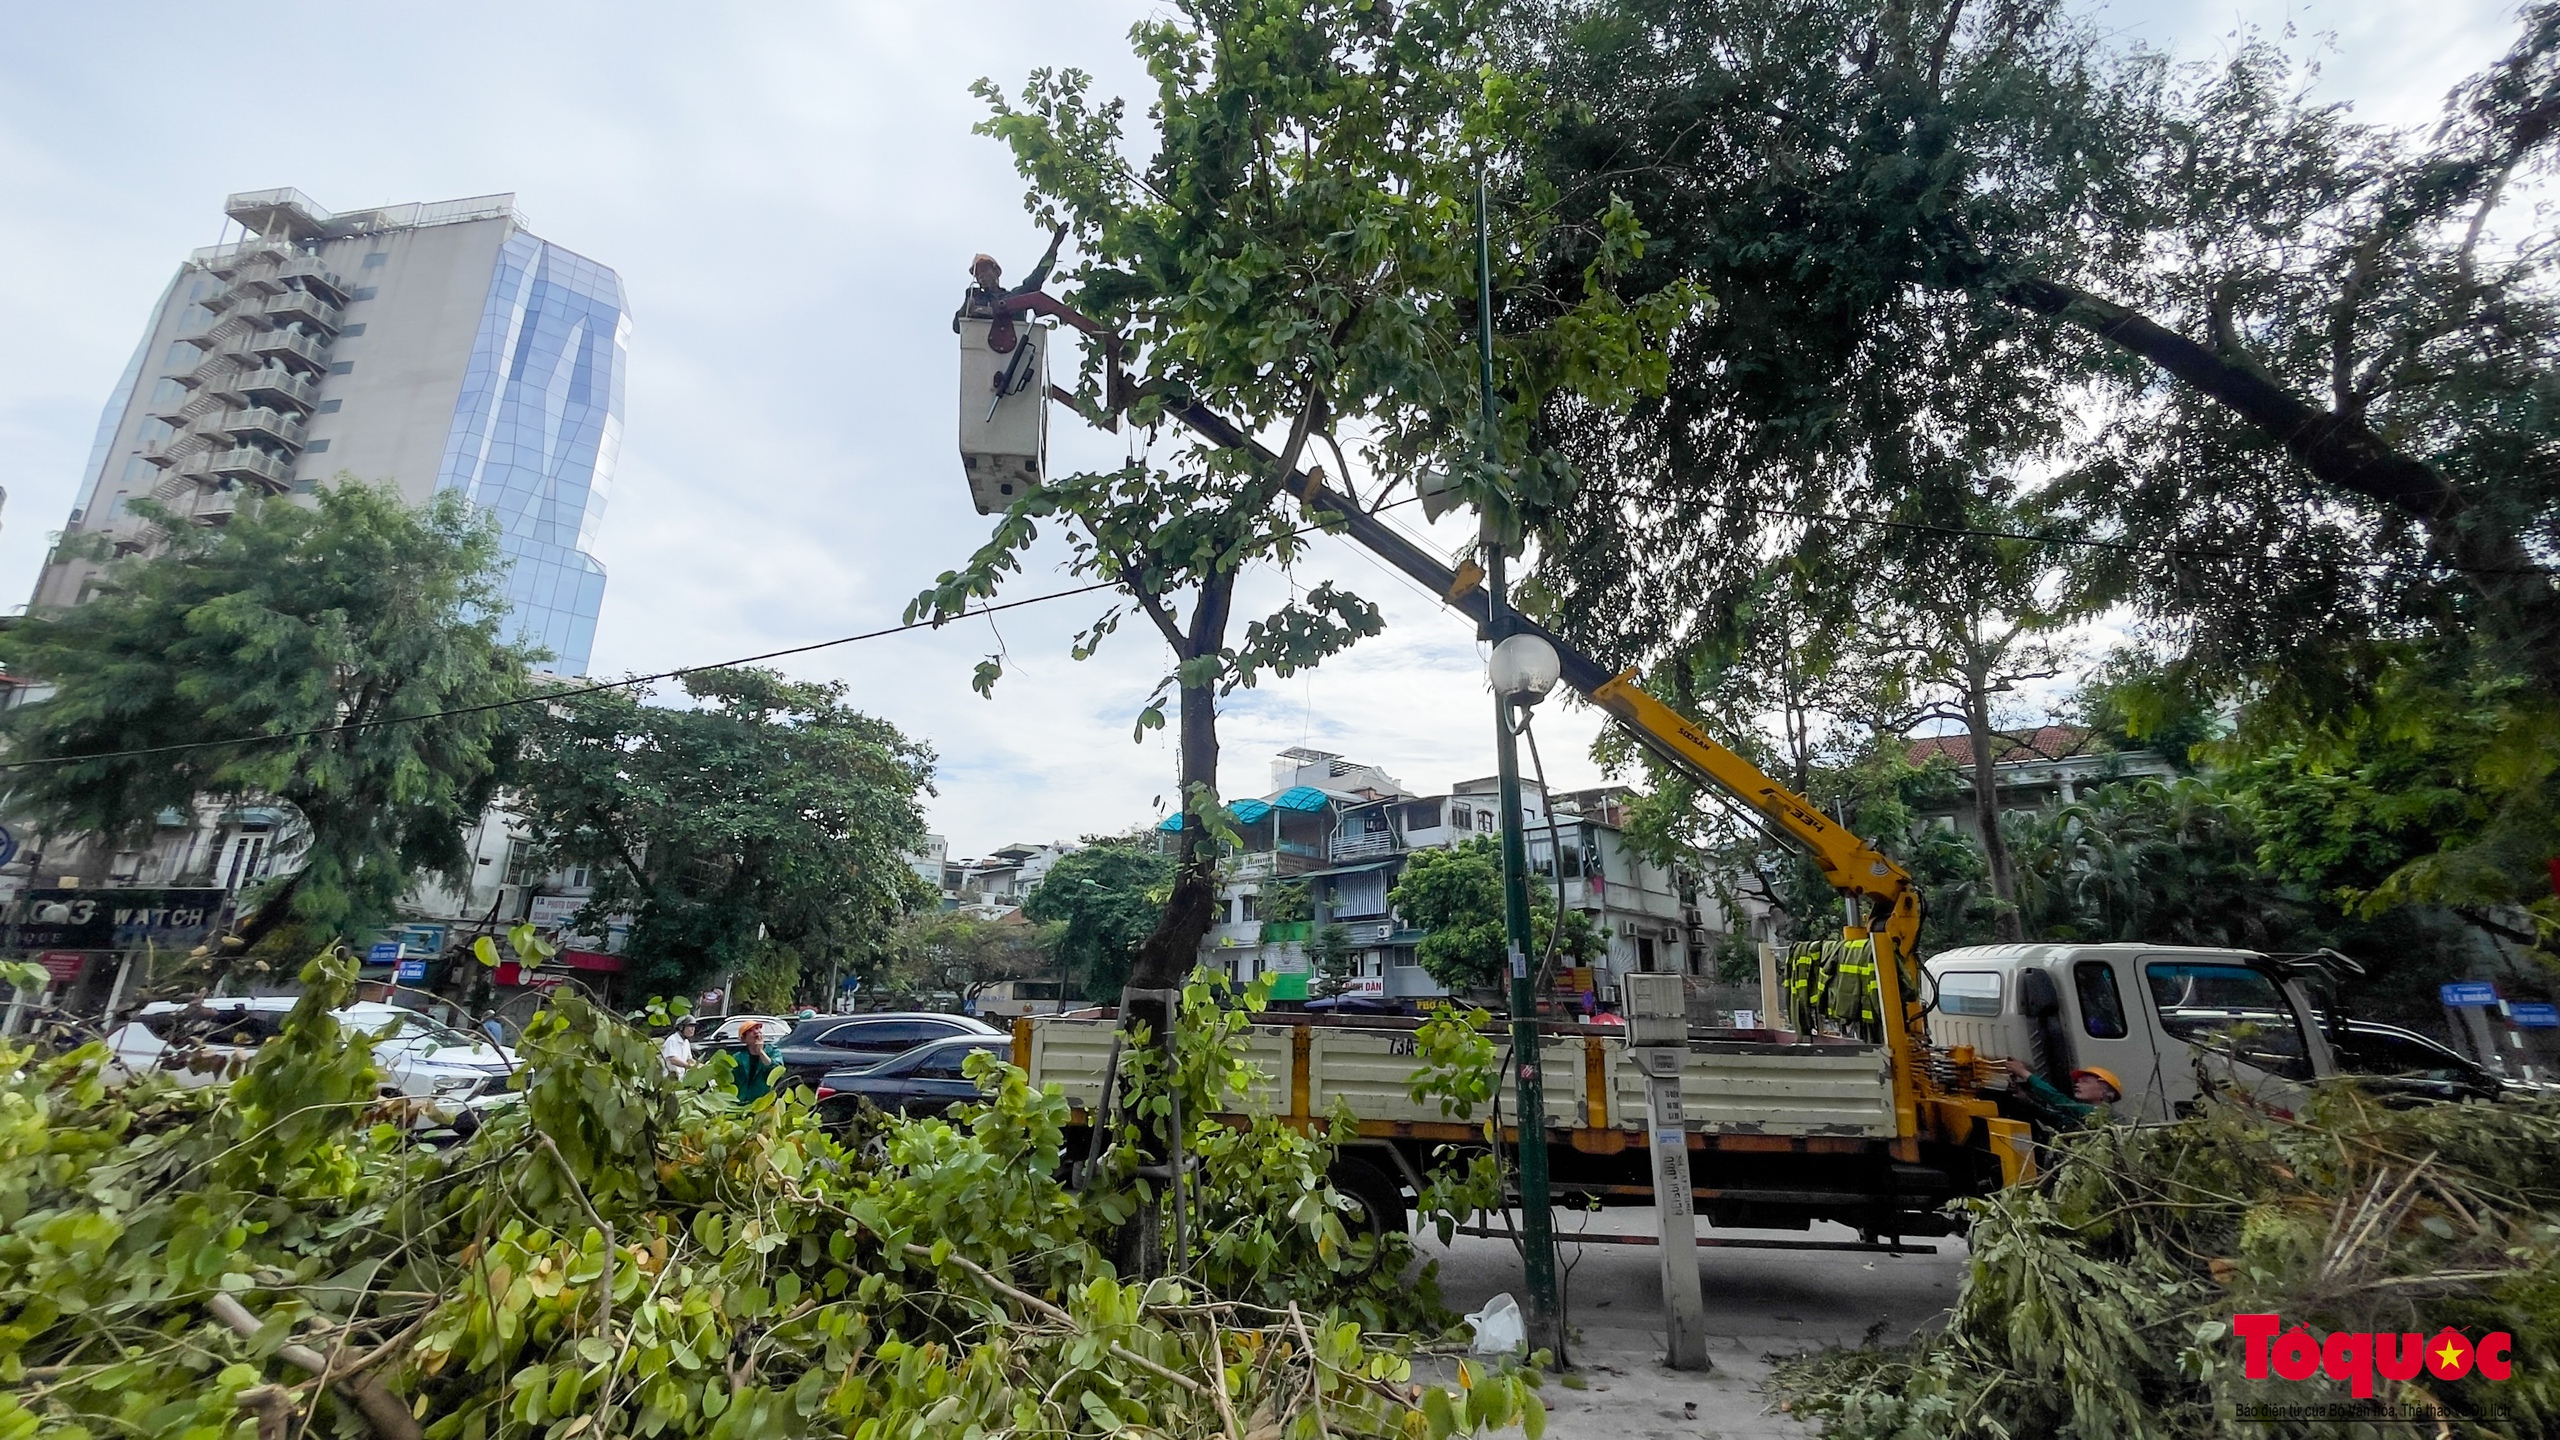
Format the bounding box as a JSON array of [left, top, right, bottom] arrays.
[[1476, 171, 1565, 1362]]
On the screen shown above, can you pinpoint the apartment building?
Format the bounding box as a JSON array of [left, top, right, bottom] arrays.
[[39, 187, 626, 675]]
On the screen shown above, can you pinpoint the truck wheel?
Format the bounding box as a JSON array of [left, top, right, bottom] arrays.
[[1328, 1158, 1408, 1242]]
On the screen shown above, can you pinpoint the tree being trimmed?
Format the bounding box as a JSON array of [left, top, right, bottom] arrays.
[[916, 0, 1695, 1044], [0, 484, 529, 954]]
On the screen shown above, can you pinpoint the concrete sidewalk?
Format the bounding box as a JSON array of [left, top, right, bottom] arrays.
[[1408, 1211, 1969, 1439]]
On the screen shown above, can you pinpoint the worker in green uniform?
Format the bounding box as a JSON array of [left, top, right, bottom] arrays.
[[2003, 1056, 2123, 1131], [734, 1021, 780, 1106]]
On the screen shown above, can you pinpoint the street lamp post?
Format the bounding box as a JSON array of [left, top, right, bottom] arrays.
[[1476, 172, 1566, 1362]]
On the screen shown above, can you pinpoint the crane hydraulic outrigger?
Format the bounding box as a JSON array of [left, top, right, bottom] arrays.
[[965, 280, 2027, 1190]]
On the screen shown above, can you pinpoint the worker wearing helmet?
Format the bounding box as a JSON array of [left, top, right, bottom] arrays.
[[2003, 1056, 2123, 1131]]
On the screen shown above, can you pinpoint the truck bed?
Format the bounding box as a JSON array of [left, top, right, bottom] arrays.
[[1013, 1015, 1896, 1143]]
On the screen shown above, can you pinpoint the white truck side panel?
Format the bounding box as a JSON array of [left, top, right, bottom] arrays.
[[1609, 1043, 1896, 1137]]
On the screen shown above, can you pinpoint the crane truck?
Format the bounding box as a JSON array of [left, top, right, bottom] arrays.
[[956, 272, 2344, 1249]]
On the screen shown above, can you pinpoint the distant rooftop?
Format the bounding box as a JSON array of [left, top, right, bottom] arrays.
[[1907, 726, 2106, 769], [192, 188, 528, 260]]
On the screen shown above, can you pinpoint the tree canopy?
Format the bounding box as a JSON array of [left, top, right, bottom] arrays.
[[1021, 839, 1174, 999], [1390, 836, 1606, 994], [510, 667, 936, 996], [0, 483, 529, 946]]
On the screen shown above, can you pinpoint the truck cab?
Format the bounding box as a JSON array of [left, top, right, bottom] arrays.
[[1923, 943, 2339, 1122]]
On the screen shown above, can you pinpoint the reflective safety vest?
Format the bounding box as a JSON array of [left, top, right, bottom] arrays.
[[1824, 937, 1880, 1041], [1784, 941, 1825, 1034]]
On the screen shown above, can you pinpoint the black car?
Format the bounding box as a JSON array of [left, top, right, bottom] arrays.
[[812, 1036, 1011, 1119], [2323, 1018, 2503, 1104], [771, 1012, 999, 1090]]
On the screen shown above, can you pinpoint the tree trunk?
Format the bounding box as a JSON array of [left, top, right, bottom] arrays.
[[1963, 683, 2024, 942], [2000, 276, 2560, 696], [1129, 671, 1221, 1000]]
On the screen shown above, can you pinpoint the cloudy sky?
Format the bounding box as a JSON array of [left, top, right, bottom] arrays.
[[0, 1, 2528, 859]]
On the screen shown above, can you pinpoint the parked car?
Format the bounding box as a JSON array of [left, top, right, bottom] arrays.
[[106, 998, 517, 1107], [693, 1014, 788, 1056], [2321, 1017, 2505, 1104], [812, 1035, 1011, 1119], [771, 1012, 999, 1090]]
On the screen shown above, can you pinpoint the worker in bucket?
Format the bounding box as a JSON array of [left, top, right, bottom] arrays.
[[2003, 1056, 2124, 1132]]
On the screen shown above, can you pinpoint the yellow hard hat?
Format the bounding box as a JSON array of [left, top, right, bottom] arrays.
[[2071, 1066, 2125, 1101]]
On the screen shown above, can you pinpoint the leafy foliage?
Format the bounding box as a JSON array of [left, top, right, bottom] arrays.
[[1776, 1088, 2560, 1438], [1021, 840, 1174, 999], [0, 483, 529, 944], [882, 910, 1057, 1007], [510, 666, 936, 997], [0, 955, 1549, 1440], [1389, 838, 1605, 994]]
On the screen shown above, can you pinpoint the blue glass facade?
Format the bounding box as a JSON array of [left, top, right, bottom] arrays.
[[436, 233, 627, 675]]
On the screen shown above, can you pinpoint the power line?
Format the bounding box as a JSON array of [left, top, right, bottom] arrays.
[[0, 487, 1441, 776], [0, 579, 1120, 773]]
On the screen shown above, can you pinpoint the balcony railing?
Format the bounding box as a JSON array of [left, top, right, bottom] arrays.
[[191, 486, 242, 524], [208, 448, 292, 488], [246, 328, 330, 371], [274, 257, 350, 303], [221, 366, 320, 411], [257, 289, 343, 333], [221, 408, 307, 449], [1329, 830, 1398, 862]]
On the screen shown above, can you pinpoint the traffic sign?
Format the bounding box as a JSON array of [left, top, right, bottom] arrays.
[[367, 941, 403, 966], [2509, 1002, 2559, 1029], [2441, 981, 2499, 1007], [395, 958, 430, 983]]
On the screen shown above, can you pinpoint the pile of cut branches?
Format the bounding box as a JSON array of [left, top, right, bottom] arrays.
[[1775, 1090, 2560, 1438], [0, 954, 1543, 1440]]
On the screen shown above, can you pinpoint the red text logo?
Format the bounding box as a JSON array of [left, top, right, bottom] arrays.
[[2233, 1314, 2513, 1399]]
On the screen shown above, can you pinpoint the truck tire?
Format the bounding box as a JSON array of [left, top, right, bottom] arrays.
[[1328, 1157, 1408, 1242]]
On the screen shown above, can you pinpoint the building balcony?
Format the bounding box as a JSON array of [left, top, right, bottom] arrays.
[[169, 348, 235, 389], [274, 257, 350, 303], [245, 328, 331, 372], [255, 289, 343, 333], [191, 485, 242, 525], [220, 366, 320, 412], [219, 408, 307, 450], [1329, 831, 1398, 863], [207, 447, 293, 489]]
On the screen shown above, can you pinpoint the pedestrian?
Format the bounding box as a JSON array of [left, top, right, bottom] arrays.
[[661, 1015, 699, 1074], [734, 1021, 778, 1105], [2003, 1056, 2123, 1132]]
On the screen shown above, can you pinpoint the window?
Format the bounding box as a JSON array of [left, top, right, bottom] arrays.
[[1636, 935, 1658, 972], [317, 399, 343, 413], [304, 439, 330, 453], [361, 252, 388, 268], [107, 495, 130, 518], [915, 1043, 993, 1079], [164, 342, 198, 369], [150, 378, 187, 405], [1238, 892, 1258, 923], [326, 361, 353, 375], [1939, 971, 2003, 1017], [351, 286, 378, 301], [121, 457, 153, 483], [502, 843, 542, 887], [2074, 962, 2128, 1037], [1450, 806, 1472, 830], [137, 418, 174, 445], [2144, 961, 2311, 1081], [338, 323, 367, 337], [2328, 1026, 2471, 1079]]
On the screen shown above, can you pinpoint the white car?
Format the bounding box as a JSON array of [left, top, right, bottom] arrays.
[[106, 998, 518, 1105]]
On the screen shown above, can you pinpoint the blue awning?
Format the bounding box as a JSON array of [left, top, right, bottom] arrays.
[[1157, 795, 1288, 831], [1273, 786, 1333, 812]]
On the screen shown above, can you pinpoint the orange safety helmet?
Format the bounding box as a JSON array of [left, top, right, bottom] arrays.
[[2071, 1065, 2125, 1101]]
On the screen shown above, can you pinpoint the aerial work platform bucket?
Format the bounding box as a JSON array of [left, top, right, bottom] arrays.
[[957, 317, 1049, 515]]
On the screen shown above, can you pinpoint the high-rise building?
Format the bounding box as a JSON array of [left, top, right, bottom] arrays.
[[37, 188, 627, 675]]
